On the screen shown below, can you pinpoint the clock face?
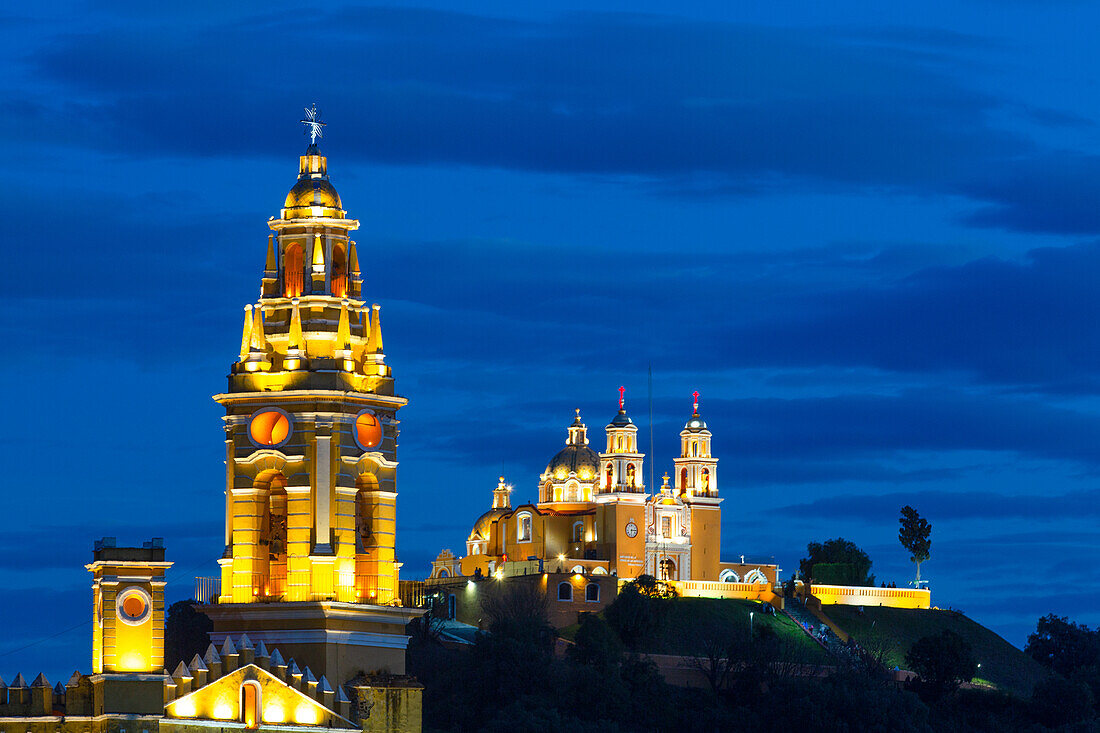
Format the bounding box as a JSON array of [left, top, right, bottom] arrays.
[[354, 410, 383, 450], [625, 521, 638, 538], [249, 409, 291, 446]]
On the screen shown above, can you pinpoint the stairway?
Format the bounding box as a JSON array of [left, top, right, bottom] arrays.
[[783, 598, 860, 665]]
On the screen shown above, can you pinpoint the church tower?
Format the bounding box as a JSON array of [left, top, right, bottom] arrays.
[[599, 388, 645, 495], [205, 111, 421, 684], [673, 392, 723, 580]]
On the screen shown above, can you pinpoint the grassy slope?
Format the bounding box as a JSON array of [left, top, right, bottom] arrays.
[[826, 606, 1049, 696], [617, 597, 830, 664]]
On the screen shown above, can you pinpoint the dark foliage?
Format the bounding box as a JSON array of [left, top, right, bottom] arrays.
[[1025, 614, 1100, 678], [899, 505, 932, 583], [603, 582, 659, 650], [799, 538, 875, 586], [906, 630, 978, 698], [164, 600, 213, 671]]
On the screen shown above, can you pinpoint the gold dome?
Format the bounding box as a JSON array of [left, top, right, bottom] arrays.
[[469, 509, 507, 541], [280, 144, 346, 220]]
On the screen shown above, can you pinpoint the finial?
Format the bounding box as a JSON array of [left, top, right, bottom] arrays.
[[618, 386, 625, 411], [692, 390, 700, 414], [301, 103, 326, 145]]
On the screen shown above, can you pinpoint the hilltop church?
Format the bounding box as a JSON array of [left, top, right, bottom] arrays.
[[431, 392, 778, 587]]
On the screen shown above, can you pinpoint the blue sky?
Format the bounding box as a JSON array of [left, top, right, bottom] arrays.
[[3, 0, 1100, 680]]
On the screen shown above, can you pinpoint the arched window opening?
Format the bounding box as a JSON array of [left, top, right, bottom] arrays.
[[572, 521, 584, 543], [439, 569, 448, 578], [517, 513, 532, 543], [557, 582, 573, 601], [616, 435, 623, 451], [745, 569, 767, 585], [719, 569, 740, 583], [605, 463, 613, 490], [356, 473, 380, 552], [585, 583, 600, 602], [240, 681, 260, 729], [692, 441, 698, 457], [660, 516, 672, 539], [680, 468, 689, 492], [331, 244, 347, 298], [283, 242, 304, 297], [253, 470, 287, 598], [701, 468, 710, 492], [626, 463, 636, 488], [659, 557, 677, 581]]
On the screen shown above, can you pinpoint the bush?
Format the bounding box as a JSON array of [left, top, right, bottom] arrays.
[[905, 630, 977, 697]]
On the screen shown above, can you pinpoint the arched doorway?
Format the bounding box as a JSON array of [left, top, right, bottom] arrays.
[[659, 557, 678, 581]]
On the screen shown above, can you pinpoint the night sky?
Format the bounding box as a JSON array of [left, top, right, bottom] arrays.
[[3, 1, 1100, 681]]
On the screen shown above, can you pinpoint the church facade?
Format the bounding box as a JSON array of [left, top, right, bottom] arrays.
[[433, 394, 776, 586]]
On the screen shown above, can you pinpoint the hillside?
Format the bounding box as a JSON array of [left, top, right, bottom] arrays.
[[825, 605, 1049, 695], [563, 597, 830, 664]]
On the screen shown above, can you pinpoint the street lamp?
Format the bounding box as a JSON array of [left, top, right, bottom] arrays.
[[749, 611, 754, 640]]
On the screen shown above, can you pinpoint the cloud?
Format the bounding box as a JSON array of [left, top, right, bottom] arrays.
[[779, 487, 1100, 521], [12, 7, 1097, 235]]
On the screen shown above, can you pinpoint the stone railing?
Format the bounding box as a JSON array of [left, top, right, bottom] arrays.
[[810, 584, 930, 609]]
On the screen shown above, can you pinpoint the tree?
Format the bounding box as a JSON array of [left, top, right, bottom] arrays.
[[1030, 675, 1096, 727], [1025, 614, 1100, 677], [604, 582, 658, 650], [898, 506, 931, 585], [799, 538, 875, 586], [567, 613, 623, 672], [164, 601, 213, 671], [905, 630, 977, 696]]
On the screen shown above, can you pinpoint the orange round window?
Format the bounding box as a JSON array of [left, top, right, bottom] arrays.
[[355, 411, 382, 449], [250, 410, 291, 446], [116, 587, 152, 625], [122, 594, 146, 618]]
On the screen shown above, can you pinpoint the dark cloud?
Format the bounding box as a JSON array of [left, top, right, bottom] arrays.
[[779, 487, 1100, 521], [9, 7, 1095, 235]]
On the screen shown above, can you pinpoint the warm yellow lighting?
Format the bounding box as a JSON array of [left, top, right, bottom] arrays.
[[263, 704, 285, 724], [284, 358, 300, 370], [117, 651, 147, 671], [172, 699, 197, 718], [213, 701, 235, 720], [245, 361, 261, 372], [294, 703, 319, 725]]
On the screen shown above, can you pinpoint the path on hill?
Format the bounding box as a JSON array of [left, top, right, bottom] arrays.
[[783, 599, 862, 666]]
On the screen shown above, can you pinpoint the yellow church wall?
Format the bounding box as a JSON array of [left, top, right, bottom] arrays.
[[688, 504, 722, 580]]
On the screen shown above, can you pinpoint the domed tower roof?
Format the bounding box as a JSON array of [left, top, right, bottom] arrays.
[[683, 390, 709, 431], [545, 410, 600, 479], [281, 143, 346, 220], [468, 508, 506, 541]]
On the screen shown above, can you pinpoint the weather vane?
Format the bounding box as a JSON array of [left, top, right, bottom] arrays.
[[301, 103, 326, 145]]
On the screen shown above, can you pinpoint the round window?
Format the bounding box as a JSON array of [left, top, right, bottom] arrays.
[[354, 410, 383, 450], [249, 409, 292, 447], [116, 587, 152, 626]]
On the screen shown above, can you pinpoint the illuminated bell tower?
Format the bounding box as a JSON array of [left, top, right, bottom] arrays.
[[215, 123, 403, 606], [673, 392, 722, 580], [205, 111, 420, 684], [87, 537, 172, 674], [599, 387, 645, 495]]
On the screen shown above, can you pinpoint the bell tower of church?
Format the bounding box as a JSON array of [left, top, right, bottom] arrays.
[[205, 111, 420, 684], [599, 388, 645, 495], [673, 392, 723, 580]]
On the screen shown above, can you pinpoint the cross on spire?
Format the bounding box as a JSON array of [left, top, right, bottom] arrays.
[[618, 386, 625, 411], [692, 390, 700, 414], [301, 103, 326, 145]]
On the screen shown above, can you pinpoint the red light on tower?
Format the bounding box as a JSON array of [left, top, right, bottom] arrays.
[[618, 386, 625, 410], [692, 390, 700, 414]]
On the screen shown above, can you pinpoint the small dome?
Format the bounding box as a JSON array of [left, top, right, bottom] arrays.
[[545, 444, 600, 480], [469, 509, 506, 541], [609, 409, 633, 428], [684, 413, 708, 431], [281, 144, 345, 220]]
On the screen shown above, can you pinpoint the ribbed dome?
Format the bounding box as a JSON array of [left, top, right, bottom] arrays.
[[546, 444, 600, 479], [468, 509, 506, 541], [281, 144, 345, 220]]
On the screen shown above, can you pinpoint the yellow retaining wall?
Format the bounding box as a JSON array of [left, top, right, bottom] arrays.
[[672, 581, 784, 610], [811, 584, 930, 609]]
